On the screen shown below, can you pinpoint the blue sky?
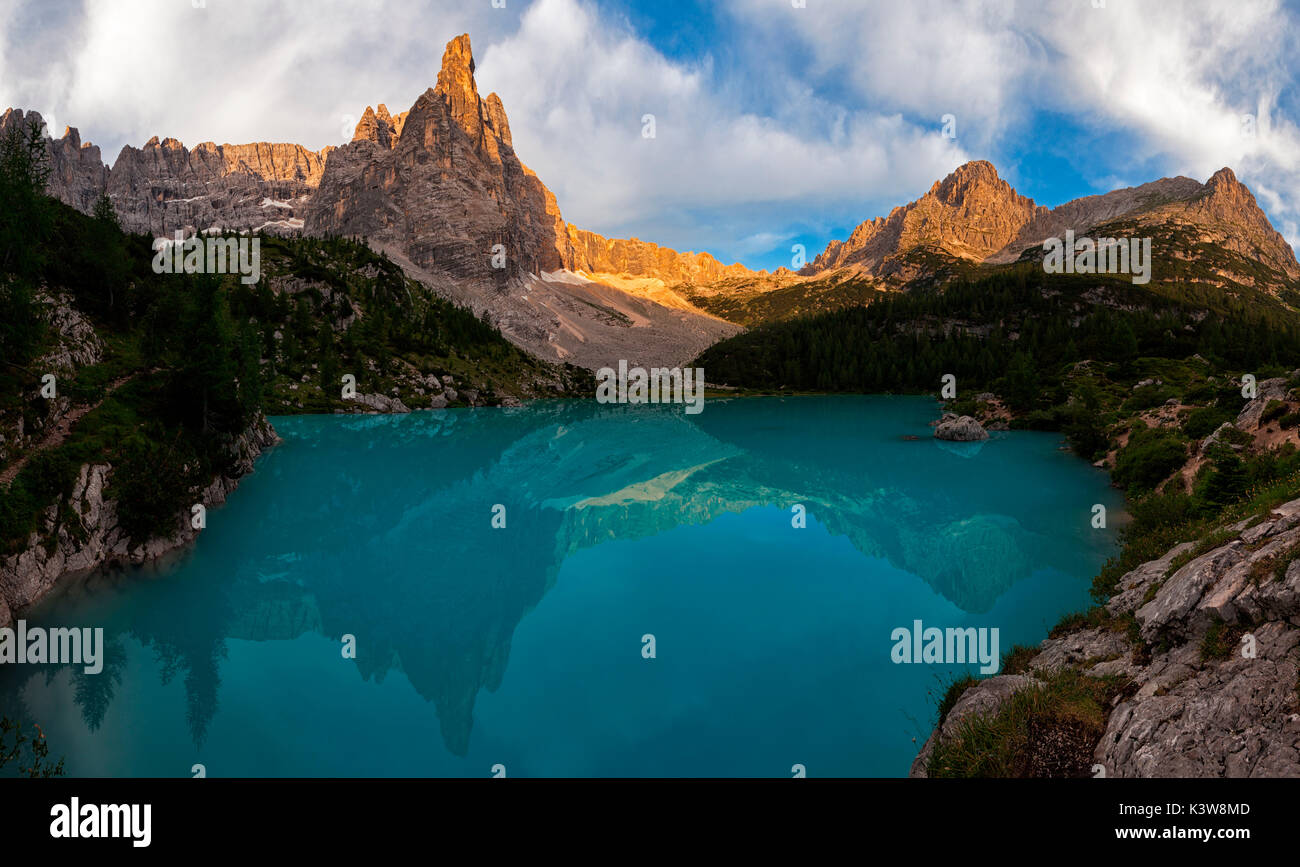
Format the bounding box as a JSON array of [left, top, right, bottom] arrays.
[[577, 0, 1300, 270], [3, 0, 1299, 272]]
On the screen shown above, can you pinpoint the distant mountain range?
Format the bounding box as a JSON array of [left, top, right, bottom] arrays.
[[6, 33, 1299, 368]]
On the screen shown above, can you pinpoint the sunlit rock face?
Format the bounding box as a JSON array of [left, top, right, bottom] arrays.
[[304, 34, 568, 282], [804, 160, 1300, 293], [806, 160, 1041, 275]]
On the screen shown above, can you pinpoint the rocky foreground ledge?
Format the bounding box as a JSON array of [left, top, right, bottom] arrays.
[[0, 416, 280, 629], [913, 497, 1300, 777]]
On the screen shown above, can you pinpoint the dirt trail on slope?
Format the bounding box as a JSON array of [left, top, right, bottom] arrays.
[[0, 373, 138, 488]]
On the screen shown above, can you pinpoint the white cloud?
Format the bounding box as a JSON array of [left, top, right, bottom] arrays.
[[3, 0, 1297, 263], [0, 0, 512, 157], [0, 0, 967, 266], [728, 0, 1300, 254], [475, 0, 966, 258]]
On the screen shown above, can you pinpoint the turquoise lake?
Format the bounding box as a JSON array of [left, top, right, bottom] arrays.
[[0, 396, 1124, 777]]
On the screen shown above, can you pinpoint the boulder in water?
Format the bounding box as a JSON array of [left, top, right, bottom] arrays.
[[934, 415, 989, 442]]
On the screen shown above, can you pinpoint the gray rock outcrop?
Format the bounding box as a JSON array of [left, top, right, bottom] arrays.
[[348, 393, 411, 414], [0, 109, 110, 212], [0, 294, 105, 467], [911, 675, 1039, 777], [933, 415, 989, 441], [1237, 377, 1290, 429], [1200, 421, 1237, 454], [107, 137, 330, 236], [912, 496, 1300, 777]]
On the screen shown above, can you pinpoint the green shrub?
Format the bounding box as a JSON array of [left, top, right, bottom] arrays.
[[1049, 606, 1111, 638], [0, 449, 78, 552], [1199, 453, 1248, 507], [1199, 616, 1246, 662], [1181, 381, 1217, 404], [0, 717, 65, 777], [1113, 425, 1188, 492], [1183, 405, 1235, 439], [1122, 387, 1176, 413], [1260, 399, 1288, 425], [110, 430, 204, 543], [1062, 407, 1109, 460]]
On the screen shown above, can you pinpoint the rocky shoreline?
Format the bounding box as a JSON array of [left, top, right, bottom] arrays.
[[912, 496, 1300, 777], [0, 414, 280, 630], [913, 377, 1300, 777]]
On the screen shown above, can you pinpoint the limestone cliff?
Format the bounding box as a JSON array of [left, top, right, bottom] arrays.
[[559, 224, 759, 283], [806, 160, 1041, 274], [0, 108, 110, 213], [106, 136, 331, 236], [304, 34, 566, 281]]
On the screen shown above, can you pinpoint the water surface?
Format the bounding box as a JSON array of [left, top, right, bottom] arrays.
[[1, 396, 1123, 777]]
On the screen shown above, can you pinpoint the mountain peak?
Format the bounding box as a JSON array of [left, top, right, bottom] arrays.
[[441, 33, 474, 74], [436, 34, 477, 100], [350, 102, 407, 148], [952, 159, 999, 179], [484, 92, 512, 148], [1207, 166, 1239, 187], [433, 33, 489, 146], [0, 107, 109, 213], [930, 159, 1030, 208], [1197, 165, 1255, 209], [807, 159, 1039, 274], [353, 105, 377, 138]]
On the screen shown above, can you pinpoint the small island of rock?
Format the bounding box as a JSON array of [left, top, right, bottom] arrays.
[[933, 414, 989, 442]]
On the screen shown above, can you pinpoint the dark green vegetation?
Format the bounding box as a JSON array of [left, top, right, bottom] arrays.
[[697, 264, 1297, 412], [1090, 412, 1300, 604], [0, 717, 65, 777], [244, 234, 589, 414], [0, 120, 50, 374], [935, 673, 980, 726], [1199, 616, 1248, 663], [0, 118, 588, 553]]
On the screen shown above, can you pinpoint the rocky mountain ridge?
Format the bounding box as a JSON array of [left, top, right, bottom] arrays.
[[0, 107, 333, 236], [0, 108, 110, 214], [808, 160, 1300, 291], [7, 34, 1297, 348]]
